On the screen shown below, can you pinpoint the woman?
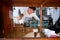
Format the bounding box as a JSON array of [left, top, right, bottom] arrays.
[[19, 7, 40, 24]]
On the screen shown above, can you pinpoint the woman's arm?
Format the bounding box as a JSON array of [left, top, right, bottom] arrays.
[[34, 13, 40, 21]]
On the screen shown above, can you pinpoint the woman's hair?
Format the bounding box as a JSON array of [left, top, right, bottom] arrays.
[[29, 7, 36, 11]]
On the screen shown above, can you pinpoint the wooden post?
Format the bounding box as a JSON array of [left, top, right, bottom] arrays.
[[40, 4, 43, 32], [39, 0, 49, 32]]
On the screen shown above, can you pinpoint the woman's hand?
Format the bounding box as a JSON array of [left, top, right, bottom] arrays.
[[13, 16, 21, 20]]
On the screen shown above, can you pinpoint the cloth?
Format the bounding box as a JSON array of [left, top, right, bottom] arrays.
[[42, 28, 57, 37]]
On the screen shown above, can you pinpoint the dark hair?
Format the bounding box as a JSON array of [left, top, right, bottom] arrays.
[[29, 7, 36, 11]]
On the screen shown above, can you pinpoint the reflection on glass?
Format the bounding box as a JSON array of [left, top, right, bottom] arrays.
[[42, 7, 60, 37], [12, 7, 40, 38]]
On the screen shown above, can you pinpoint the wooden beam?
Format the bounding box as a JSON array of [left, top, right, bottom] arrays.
[[40, 0, 49, 32], [43, 2, 60, 7], [40, 4, 43, 32]]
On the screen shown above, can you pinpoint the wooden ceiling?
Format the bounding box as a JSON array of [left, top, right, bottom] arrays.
[[1, 0, 60, 7], [12, 0, 60, 7], [43, 0, 60, 7]]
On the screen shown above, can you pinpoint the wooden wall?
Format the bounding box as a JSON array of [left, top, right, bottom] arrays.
[[0, 1, 4, 38], [1, 0, 60, 40], [2, 3, 12, 37], [4, 38, 60, 40]]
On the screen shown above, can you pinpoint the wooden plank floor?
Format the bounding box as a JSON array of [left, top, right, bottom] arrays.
[[4, 24, 36, 38], [4, 24, 46, 38], [4, 24, 60, 40]]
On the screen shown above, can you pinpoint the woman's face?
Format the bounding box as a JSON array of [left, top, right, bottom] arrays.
[[28, 8, 34, 14]]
